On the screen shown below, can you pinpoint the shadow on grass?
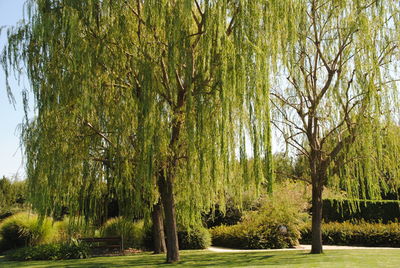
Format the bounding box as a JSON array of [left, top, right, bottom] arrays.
[[0, 251, 327, 268], [1, 249, 400, 268]]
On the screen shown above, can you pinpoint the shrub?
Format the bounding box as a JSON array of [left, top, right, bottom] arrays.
[[211, 221, 299, 249], [300, 221, 400, 247], [211, 183, 309, 249], [0, 213, 57, 252], [323, 199, 400, 223], [100, 217, 144, 249], [54, 217, 97, 242], [203, 204, 242, 228], [210, 225, 249, 249], [143, 226, 211, 250], [178, 227, 211, 249], [6, 240, 90, 261]]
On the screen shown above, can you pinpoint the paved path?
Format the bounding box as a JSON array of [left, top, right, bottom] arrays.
[[208, 245, 400, 253]]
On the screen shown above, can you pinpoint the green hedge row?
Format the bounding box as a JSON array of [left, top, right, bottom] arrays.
[[6, 242, 90, 261], [322, 199, 400, 223], [210, 223, 300, 249], [301, 221, 400, 247]]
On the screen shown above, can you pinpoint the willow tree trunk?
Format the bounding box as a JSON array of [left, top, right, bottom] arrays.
[[152, 200, 166, 254], [158, 174, 179, 263], [311, 177, 324, 254]]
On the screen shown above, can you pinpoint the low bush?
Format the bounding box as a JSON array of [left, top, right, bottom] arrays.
[[300, 221, 400, 247], [0, 213, 57, 252], [178, 227, 211, 249], [54, 217, 97, 242], [143, 226, 211, 250], [211, 183, 309, 249], [211, 220, 299, 249], [210, 224, 249, 249], [6, 240, 90, 261], [100, 217, 144, 249], [323, 199, 400, 223]]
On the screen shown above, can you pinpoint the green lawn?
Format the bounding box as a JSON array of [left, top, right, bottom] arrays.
[[1, 249, 399, 268]]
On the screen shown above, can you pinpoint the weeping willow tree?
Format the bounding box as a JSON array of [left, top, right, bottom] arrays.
[[271, 0, 400, 254], [2, 0, 303, 262]]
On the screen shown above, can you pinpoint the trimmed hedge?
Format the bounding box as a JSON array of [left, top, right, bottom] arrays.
[[211, 223, 299, 249], [178, 227, 211, 250], [6, 242, 90, 261], [301, 221, 400, 247], [323, 199, 400, 223]]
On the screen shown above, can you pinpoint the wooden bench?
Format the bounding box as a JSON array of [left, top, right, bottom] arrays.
[[79, 236, 124, 254]]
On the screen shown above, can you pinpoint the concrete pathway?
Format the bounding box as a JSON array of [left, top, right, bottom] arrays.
[[208, 245, 400, 253]]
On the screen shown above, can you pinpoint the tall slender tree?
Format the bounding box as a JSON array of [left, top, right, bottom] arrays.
[[3, 0, 302, 262], [271, 0, 400, 254]]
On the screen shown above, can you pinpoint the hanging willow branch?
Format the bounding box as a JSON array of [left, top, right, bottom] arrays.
[[2, 0, 303, 239]]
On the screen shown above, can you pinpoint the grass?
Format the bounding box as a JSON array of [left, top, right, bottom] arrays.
[[1, 249, 400, 268]]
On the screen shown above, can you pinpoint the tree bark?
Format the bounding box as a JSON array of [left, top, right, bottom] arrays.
[[158, 174, 180, 263], [311, 178, 323, 254], [152, 200, 166, 254]]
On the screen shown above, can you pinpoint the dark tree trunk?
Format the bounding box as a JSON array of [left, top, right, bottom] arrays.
[[152, 200, 166, 254], [158, 175, 180, 263], [311, 178, 323, 254]]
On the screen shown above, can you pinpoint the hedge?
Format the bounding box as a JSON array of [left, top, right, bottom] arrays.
[[301, 221, 400, 247], [211, 222, 299, 249], [178, 227, 211, 249], [6, 242, 90, 261], [143, 226, 211, 250], [323, 199, 400, 223]]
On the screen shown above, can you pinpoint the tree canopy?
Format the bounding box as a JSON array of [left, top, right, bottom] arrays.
[[271, 0, 400, 253], [2, 0, 304, 262]]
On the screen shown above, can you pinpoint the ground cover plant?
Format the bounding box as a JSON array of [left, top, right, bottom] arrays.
[[2, 249, 400, 267]]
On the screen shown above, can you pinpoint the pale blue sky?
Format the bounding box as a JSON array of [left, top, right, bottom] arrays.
[[0, 0, 28, 179]]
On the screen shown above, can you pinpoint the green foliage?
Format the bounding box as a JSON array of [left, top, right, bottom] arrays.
[[210, 224, 250, 249], [273, 153, 296, 182], [211, 183, 309, 249], [0, 177, 27, 218], [178, 227, 211, 250], [2, 249, 400, 267], [54, 217, 97, 242], [204, 205, 242, 228], [323, 199, 400, 223], [0, 0, 308, 231], [100, 217, 144, 249], [211, 222, 299, 250], [142, 225, 211, 250], [0, 213, 57, 252], [301, 221, 400, 247], [6, 241, 90, 261]]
